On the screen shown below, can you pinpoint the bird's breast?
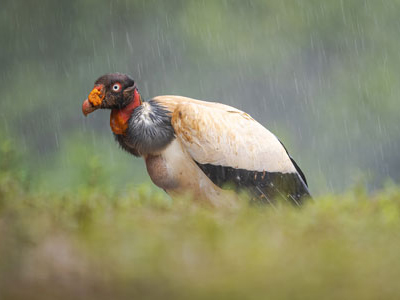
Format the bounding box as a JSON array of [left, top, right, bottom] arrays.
[[144, 139, 187, 191], [145, 154, 179, 190]]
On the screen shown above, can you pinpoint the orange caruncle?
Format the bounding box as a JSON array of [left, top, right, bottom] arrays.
[[88, 88, 103, 106]]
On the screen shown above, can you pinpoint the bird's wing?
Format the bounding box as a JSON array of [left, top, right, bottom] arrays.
[[152, 95, 243, 114], [153, 96, 295, 173], [153, 95, 310, 203]]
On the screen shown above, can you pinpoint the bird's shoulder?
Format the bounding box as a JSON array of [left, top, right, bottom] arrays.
[[151, 95, 253, 120], [151, 95, 295, 173]]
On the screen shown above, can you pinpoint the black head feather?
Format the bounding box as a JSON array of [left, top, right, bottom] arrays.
[[94, 73, 136, 109]]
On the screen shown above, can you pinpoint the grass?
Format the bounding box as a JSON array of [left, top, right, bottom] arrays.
[[1, 167, 400, 300]]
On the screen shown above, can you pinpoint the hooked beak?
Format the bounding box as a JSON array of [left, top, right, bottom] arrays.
[[82, 99, 98, 116], [82, 84, 105, 116]]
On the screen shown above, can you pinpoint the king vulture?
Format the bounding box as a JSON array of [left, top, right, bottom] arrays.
[[82, 73, 310, 207]]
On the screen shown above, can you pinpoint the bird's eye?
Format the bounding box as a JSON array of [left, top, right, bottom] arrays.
[[112, 83, 122, 92]]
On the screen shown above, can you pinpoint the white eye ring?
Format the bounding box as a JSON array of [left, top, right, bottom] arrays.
[[112, 83, 121, 92]]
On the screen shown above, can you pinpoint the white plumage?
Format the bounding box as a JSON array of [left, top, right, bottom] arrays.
[[166, 98, 296, 173]]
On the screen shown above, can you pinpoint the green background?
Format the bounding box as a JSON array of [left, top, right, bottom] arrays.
[[2, 0, 400, 193]]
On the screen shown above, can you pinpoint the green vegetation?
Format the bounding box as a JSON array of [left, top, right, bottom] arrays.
[[1, 140, 400, 300]]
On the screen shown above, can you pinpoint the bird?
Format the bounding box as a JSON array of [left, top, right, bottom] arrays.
[[82, 73, 311, 207]]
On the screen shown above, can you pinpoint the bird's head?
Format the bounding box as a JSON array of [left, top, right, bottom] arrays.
[[82, 73, 140, 116]]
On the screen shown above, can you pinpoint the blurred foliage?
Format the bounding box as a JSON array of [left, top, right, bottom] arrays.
[[0, 136, 31, 199], [1, 167, 400, 299]]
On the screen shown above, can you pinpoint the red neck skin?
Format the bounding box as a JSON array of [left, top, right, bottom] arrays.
[[118, 88, 142, 122], [110, 88, 142, 135]]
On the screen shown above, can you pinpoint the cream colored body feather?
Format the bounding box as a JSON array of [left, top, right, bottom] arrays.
[[143, 95, 298, 206]]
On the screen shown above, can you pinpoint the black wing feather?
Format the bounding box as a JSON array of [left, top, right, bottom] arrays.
[[278, 140, 308, 186]]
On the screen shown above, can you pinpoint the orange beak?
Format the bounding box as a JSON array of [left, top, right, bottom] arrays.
[[82, 84, 105, 116]]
